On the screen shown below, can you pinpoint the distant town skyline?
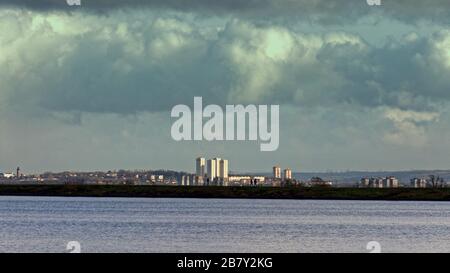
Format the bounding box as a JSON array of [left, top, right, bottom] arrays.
[[2, 1, 450, 173], [3, 163, 450, 176]]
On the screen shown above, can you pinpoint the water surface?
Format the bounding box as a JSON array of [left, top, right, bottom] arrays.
[[0, 196, 448, 252]]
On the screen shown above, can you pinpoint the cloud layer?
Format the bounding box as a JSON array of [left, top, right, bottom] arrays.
[[2, 9, 450, 115]]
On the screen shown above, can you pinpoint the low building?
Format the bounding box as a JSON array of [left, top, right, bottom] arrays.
[[360, 178, 370, 187], [411, 178, 427, 188], [227, 175, 268, 186], [1, 172, 15, 179], [309, 177, 333, 187], [253, 176, 266, 183], [228, 175, 252, 186], [195, 175, 205, 186], [360, 176, 400, 188], [181, 175, 197, 186], [383, 176, 399, 188]]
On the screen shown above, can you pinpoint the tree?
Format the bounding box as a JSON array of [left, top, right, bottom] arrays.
[[428, 175, 445, 188]]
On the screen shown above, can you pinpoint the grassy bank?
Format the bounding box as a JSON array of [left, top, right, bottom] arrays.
[[0, 185, 449, 201]]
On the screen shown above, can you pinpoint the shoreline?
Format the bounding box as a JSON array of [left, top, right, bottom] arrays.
[[0, 185, 449, 201]]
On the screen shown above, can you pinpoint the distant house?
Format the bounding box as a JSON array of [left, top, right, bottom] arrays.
[[309, 177, 333, 187], [0, 172, 15, 179], [410, 178, 427, 188]]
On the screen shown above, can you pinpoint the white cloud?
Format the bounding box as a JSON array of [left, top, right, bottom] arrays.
[[431, 30, 450, 68], [384, 108, 440, 123], [383, 108, 440, 146]]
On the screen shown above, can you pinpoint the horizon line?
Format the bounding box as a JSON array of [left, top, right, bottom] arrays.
[[4, 168, 450, 176]]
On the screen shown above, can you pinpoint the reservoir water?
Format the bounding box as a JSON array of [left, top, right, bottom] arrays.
[[0, 196, 448, 253]]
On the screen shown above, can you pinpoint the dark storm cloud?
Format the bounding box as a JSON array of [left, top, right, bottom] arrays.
[[3, 14, 450, 115], [2, 2, 450, 116], [1, 0, 450, 24]]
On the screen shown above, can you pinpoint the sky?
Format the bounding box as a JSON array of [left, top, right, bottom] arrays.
[[1, 0, 450, 173]]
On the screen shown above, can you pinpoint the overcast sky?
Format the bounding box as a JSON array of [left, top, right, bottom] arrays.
[[1, 0, 450, 173]]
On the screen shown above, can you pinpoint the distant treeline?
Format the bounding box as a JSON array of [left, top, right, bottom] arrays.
[[0, 185, 449, 201]]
